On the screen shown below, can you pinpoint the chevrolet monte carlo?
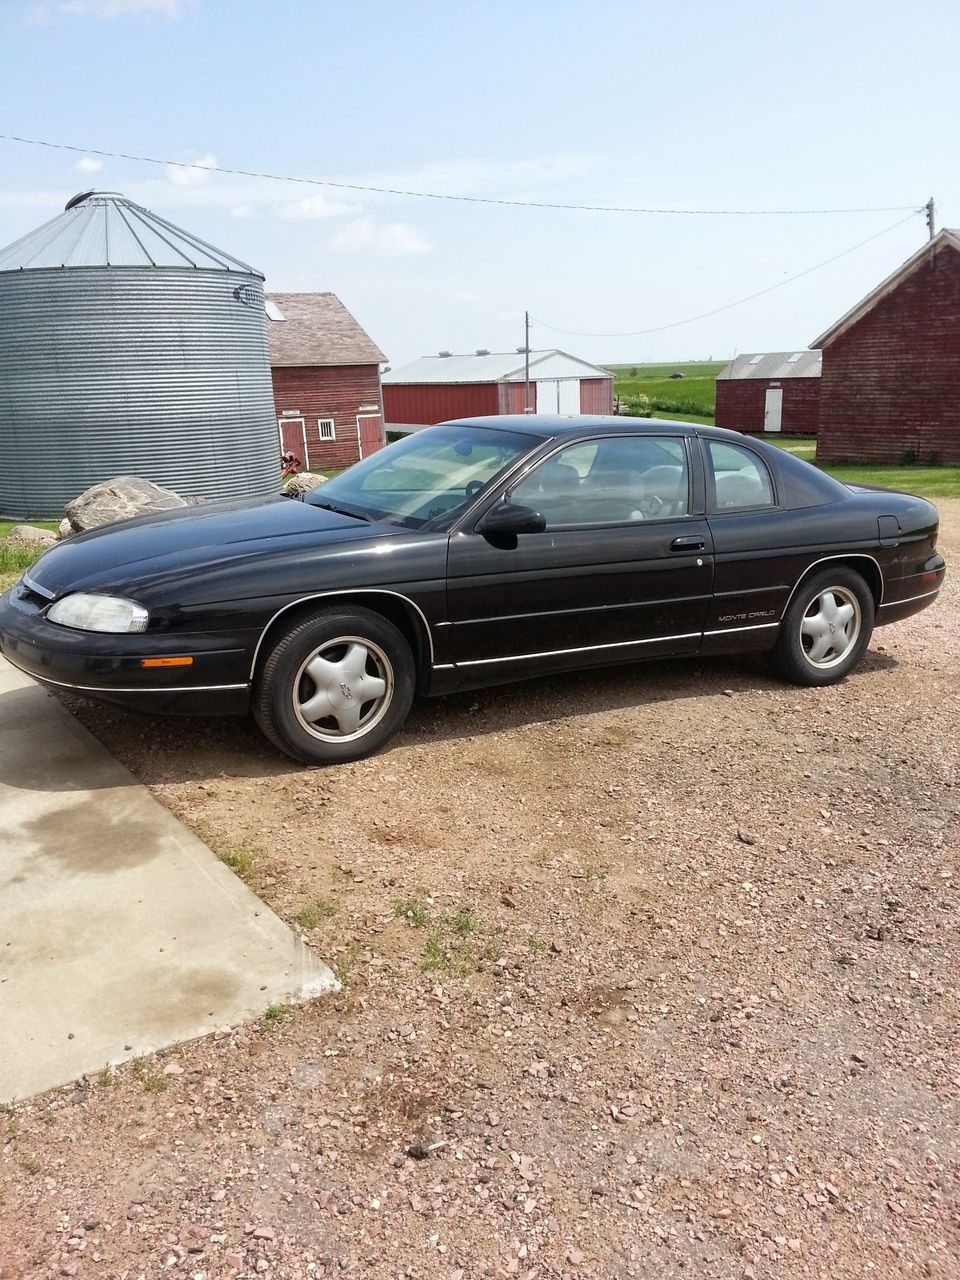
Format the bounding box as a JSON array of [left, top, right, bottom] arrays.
[[0, 416, 946, 764]]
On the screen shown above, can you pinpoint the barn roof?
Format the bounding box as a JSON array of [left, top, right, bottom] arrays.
[[811, 228, 960, 349], [0, 191, 259, 274], [717, 350, 822, 381], [265, 292, 386, 367], [382, 349, 612, 384]]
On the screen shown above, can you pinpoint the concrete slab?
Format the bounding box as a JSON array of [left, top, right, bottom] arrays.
[[0, 656, 338, 1103]]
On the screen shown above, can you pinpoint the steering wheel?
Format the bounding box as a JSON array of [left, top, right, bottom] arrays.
[[636, 494, 664, 518], [464, 479, 486, 500]]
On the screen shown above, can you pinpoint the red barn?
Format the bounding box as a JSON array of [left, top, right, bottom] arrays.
[[715, 351, 821, 436], [266, 292, 386, 470], [813, 229, 960, 464], [382, 349, 614, 430]]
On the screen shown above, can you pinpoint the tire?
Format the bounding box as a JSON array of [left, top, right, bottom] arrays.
[[770, 566, 875, 687], [252, 606, 415, 764]]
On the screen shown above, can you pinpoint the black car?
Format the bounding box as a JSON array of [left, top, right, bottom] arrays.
[[0, 416, 945, 765]]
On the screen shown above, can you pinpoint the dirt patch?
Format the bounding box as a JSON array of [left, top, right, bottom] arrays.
[[2, 503, 959, 1279]]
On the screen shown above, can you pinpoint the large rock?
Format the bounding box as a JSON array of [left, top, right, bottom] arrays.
[[63, 476, 190, 534], [282, 471, 327, 496], [4, 524, 57, 550]]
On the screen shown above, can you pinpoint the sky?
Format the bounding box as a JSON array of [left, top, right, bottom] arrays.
[[2, 0, 957, 368]]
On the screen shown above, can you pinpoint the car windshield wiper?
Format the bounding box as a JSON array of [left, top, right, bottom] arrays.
[[311, 499, 373, 523]]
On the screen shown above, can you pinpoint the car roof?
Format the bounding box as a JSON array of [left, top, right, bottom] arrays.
[[441, 414, 753, 443]]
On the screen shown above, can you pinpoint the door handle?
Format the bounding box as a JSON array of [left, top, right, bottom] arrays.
[[670, 536, 705, 552]]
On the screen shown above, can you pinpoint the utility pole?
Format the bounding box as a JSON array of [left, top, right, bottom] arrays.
[[523, 311, 531, 412], [925, 197, 935, 241]]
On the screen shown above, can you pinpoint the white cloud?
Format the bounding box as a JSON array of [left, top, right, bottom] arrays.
[[330, 217, 429, 256], [27, 0, 182, 18], [74, 156, 103, 174], [166, 153, 217, 187], [275, 193, 362, 220]]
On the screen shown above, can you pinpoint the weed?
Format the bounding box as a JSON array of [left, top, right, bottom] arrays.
[[293, 898, 336, 930], [332, 942, 362, 986], [97, 1066, 113, 1087], [19, 1155, 41, 1175], [423, 928, 482, 977], [448, 905, 475, 936], [527, 934, 546, 953], [218, 846, 258, 883], [393, 897, 429, 928], [3, 1108, 18, 1145], [583, 863, 609, 882], [131, 1057, 145, 1078], [142, 1072, 169, 1094]]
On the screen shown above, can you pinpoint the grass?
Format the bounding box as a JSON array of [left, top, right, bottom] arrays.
[[0, 520, 59, 538], [608, 361, 725, 423], [823, 465, 960, 499], [292, 897, 337, 930], [393, 896, 429, 928], [217, 846, 258, 883], [762, 436, 960, 497], [261, 1003, 296, 1028]]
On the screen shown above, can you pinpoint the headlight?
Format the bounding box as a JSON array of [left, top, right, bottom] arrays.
[[46, 593, 149, 634]]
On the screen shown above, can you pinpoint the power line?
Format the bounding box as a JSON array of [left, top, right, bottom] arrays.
[[530, 209, 923, 339], [0, 132, 922, 217]]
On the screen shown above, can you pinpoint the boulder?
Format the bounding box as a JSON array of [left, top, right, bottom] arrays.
[[4, 524, 57, 550], [282, 471, 327, 496], [57, 518, 73, 541], [63, 476, 190, 534]]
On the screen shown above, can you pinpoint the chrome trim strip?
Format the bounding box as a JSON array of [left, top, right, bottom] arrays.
[[779, 553, 885, 617], [431, 663, 456, 671], [5, 665, 249, 696], [22, 572, 54, 601], [249, 588, 436, 677], [456, 631, 701, 668], [704, 622, 780, 636], [878, 587, 940, 609]]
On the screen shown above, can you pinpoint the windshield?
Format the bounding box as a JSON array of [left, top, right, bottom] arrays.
[[306, 424, 539, 528]]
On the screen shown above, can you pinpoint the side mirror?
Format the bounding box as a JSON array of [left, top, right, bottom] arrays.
[[478, 501, 546, 537]]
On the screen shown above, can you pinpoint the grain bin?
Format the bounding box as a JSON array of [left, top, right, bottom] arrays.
[[0, 191, 281, 518]]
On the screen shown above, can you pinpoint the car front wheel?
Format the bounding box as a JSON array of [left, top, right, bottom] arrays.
[[253, 606, 415, 764], [771, 566, 875, 686]]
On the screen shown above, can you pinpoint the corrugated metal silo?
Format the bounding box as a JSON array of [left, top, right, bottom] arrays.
[[0, 191, 281, 518]]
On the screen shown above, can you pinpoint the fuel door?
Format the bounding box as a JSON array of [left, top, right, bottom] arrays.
[[877, 514, 900, 548]]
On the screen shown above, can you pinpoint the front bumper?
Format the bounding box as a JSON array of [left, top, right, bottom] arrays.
[[0, 583, 251, 716]]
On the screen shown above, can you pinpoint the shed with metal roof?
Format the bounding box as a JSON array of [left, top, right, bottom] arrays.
[[715, 350, 821, 437], [381, 349, 614, 432], [0, 191, 279, 518], [265, 292, 387, 469]]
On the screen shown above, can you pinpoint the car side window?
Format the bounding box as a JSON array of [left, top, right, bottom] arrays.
[[511, 436, 689, 528], [706, 441, 775, 511]]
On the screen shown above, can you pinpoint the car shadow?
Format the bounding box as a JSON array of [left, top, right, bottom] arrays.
[[0, 647, 899, 792]]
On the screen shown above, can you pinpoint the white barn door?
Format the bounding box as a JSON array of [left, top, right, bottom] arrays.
[[764, 387, 783, 433], [558, 379, 580, 413], [536, 379, 559, 413]]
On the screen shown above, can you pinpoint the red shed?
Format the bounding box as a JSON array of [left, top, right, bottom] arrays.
[[715, 351, 821, 436], [382, 349, 614, 431], [812, 229, 960, 464], [266, 292, 386, 470]]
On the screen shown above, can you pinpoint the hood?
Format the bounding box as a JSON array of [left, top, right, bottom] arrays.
[[26, 496, 397, 599]]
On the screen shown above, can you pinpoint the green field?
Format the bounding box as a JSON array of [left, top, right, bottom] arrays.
[[607, 360, 725, 422]]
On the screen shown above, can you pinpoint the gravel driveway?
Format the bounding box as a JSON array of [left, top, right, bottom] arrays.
[[2, 502, 958, 1280]]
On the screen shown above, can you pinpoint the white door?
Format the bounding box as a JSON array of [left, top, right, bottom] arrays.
[[558, 379, 580, 414], [763, 387, 783, 433], [536, 379, 559, 413]]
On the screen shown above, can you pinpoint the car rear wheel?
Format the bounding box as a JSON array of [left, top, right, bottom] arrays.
[[253, 606, 415, 764], [771, 566, 875, 686]]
